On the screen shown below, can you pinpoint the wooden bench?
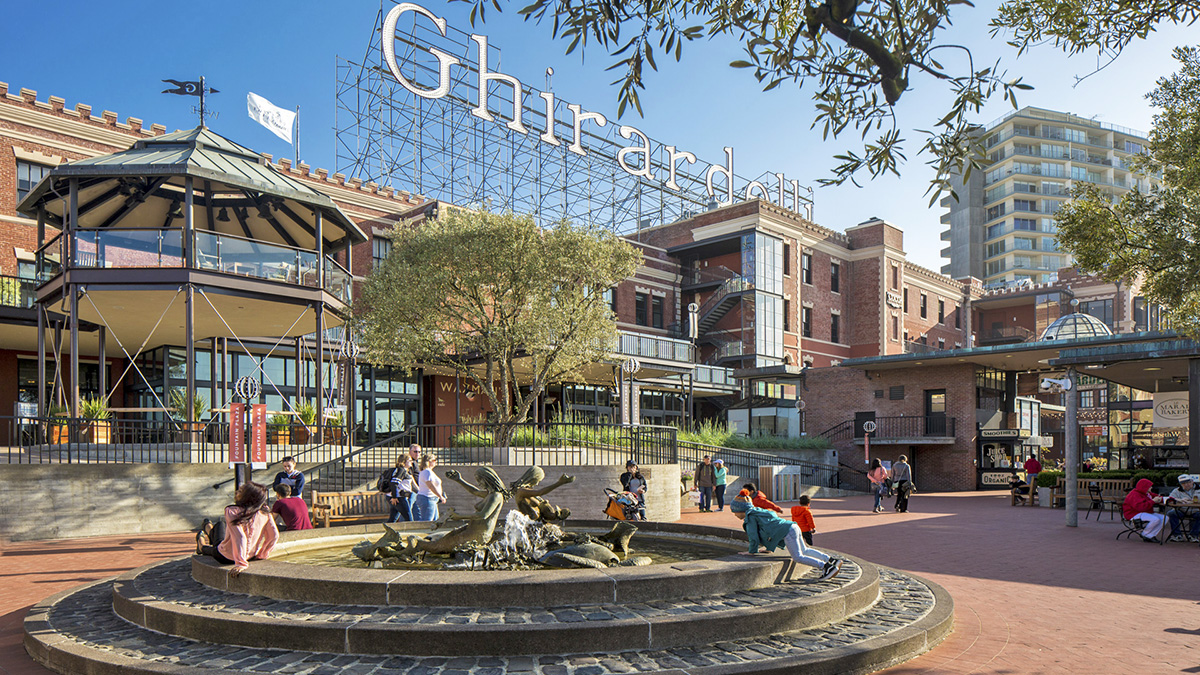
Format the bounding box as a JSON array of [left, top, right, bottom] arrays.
[[311, 490, 389, 528], [1048, 478, 1133, 509]]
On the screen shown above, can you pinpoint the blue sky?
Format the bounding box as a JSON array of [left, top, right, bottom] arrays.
[[1, 1, 1192, 272]]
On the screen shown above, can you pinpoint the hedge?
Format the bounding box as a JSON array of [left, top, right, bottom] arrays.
[[1034, 470, 1187, 489]]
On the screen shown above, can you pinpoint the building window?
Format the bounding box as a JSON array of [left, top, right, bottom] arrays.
[[604, 288, 617, 313], [830, 262, 840, 293], [17, 161, 52, 204], [903, 288, 909, 313], [920, 293, 928, 319], [651, 296, 663, 329], [783, 299, 791, 332], [635, 292, 648, 326], [801, 252, 812, 284], [892, 315, 899, 341], [938, 338, 946, 350], [783, 243, 791, 276], [801, 307, 812, 338], [371, 237, 392, 267], [938, 299, 945, 324], [954, 304, 960, 329], [830, 313, 839, 343], [892, 264, 900, 289], [889, 385, 905, 400]]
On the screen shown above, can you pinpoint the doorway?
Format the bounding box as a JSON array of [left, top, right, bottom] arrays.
[[925, 389, 946, 435]]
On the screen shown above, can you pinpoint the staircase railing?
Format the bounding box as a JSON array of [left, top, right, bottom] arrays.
[[678, 440, 840, 490], [696, 274, 753, 323], [818, 420, 855, 444]]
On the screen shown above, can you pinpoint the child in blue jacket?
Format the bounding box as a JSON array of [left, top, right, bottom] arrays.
[[731, 489, 842, 581]]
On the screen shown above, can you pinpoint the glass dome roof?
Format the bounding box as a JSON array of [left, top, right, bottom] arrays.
[[1040, 312, 1113, 341]]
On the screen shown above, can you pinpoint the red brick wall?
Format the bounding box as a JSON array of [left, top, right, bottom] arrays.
[[807, 363, 978, 491]]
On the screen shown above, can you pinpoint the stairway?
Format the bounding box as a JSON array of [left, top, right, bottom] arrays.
[[25, 520, 953, 675]]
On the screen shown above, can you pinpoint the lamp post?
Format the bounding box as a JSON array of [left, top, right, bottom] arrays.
[[232, 375, 260, 491], [621, 357, 641, 426]]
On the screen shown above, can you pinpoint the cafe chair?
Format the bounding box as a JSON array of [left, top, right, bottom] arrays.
[[1117, 513, 1162, 544], [1085, 484, 1119, 521]]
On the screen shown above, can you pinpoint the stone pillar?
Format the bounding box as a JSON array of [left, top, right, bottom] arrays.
[[1065, 367, 1079, 527], [1190, 358, 1200, 475]]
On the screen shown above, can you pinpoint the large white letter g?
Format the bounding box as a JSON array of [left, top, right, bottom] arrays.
[[382, 3, 460, 100]]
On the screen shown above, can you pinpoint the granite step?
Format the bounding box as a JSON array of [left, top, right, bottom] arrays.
[[27, 567, 952, 675], [113, 556, 878, 656]]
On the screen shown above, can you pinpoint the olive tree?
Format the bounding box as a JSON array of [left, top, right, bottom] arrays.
[[355, 208, 640, 441]]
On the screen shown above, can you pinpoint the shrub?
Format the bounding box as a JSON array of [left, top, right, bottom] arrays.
[[677, 420, 831, 450]]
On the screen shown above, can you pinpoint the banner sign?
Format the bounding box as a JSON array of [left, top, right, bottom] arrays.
[[228, 402, 245, 467], [980, 472, 1014, 486], [251, 404, 268, 469], [1153, 391, 1189, 429]]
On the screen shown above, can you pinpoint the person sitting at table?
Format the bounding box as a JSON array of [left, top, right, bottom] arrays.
[[1122, 478, 1167, 543], [1166, 474, 1200, 543], [1010, 475, 1030, 504]]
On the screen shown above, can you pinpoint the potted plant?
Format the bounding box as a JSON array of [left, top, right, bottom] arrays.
[[169, 388, 208, 430], [323, 409, 346, 443], [47, 404, 69, 444], [291, 400, 318, 444], [269, 413, 291, 445], [80, 397, 112, 444]]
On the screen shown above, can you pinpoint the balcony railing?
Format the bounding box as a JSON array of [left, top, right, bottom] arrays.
[[857, 416, 957, 439], [977, 326, 1035, 345], [692, 364, 737, 387], [903, 341, 945, 355], [615, 331, 695, 363], [36, 228, 351, 303], [0, 275, 38, 309]]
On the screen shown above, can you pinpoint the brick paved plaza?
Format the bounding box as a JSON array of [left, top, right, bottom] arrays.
[[3, 492, 1198, 674]]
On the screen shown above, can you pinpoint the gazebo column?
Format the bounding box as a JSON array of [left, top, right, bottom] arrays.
[[316, 303, 324, 437], [185, 284, 195, 426], [37, 306, 46, 417], [98, 327, 107, 402], [68, 178, 79, 422]]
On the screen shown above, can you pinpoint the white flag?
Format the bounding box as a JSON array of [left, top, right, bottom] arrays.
[[247, 92, 295, 144]]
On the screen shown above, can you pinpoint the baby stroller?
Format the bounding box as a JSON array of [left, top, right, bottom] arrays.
[[604, 488, 642, 521]]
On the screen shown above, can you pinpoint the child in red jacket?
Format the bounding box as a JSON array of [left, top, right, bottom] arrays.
[[742, 482, 784, 513], [789, 495, 816, 545]]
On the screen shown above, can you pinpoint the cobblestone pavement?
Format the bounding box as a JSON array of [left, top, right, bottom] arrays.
[[132, 557, 861, 626], [48, 569, 934, 674]]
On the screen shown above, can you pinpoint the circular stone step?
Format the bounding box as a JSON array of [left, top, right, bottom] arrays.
[[114, 556, 878, 656], [189, 520, 796, 608], [27, 568, 951, 675]]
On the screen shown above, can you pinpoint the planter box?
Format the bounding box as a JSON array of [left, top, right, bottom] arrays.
[[290, 426, 315, 444], [323, 426, 345, 444], [83, 421, 111, 444], [49, 423, 69, 444]]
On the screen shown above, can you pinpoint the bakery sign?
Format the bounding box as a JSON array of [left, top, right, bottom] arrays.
[[1153, 392, 1189, 429]]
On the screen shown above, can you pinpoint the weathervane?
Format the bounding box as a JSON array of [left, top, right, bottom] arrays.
[[162, 76, 220, 126]]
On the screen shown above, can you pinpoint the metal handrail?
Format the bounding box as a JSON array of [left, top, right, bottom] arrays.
[[696, 275, 753, 321]]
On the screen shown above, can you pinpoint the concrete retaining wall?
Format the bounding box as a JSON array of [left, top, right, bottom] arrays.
[[0, 462, 680, 542], [433, 463, 679, 524], [0, 463, 239, 542]]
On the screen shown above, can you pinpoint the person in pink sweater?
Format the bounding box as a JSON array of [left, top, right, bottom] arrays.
[[196, 481, 279, 576], [1122, 478, 1167, 542]]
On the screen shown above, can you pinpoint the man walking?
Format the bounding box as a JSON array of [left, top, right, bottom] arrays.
[[695, 455, 716, 513]]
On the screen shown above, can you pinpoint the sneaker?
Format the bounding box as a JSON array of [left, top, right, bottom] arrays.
[[1168, 534, 1187, 542], [1141, 535, 1158, 543], [1188, 535, 1200, 543], [817, 558, 842, 581]]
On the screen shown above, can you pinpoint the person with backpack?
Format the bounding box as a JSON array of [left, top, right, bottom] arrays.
[[378, 454, 415, 523]]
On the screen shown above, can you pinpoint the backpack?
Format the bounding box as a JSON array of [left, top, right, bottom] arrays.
[[375, 468, 396, 493]]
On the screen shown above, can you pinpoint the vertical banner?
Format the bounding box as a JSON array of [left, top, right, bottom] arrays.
[[228, 402, 245, 467], [251, 403, 268, 469]]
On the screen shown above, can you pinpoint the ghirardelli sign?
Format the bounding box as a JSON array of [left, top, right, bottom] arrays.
[[381, 2, 809, 213], [1152, 392, 1189, 428]]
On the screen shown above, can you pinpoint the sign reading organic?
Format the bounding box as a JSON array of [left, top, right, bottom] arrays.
[[1152, 391, 1189, 429], [382, 2, 808, 212], [980, 472, 1014, 486]]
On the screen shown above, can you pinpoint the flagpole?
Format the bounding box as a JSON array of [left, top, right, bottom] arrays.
[[294, 106, 300, 166]]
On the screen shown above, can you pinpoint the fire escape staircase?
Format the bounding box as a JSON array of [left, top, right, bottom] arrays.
[[696, 275, 752, 334]]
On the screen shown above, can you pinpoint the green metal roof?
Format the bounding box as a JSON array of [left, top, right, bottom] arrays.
[[17, 127, 366, 249]]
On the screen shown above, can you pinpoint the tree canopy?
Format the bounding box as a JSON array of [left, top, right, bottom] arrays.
[[1055, 46, 1200, 336], [455, 0, 1200, 200], [354, 208, 640, 432]]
